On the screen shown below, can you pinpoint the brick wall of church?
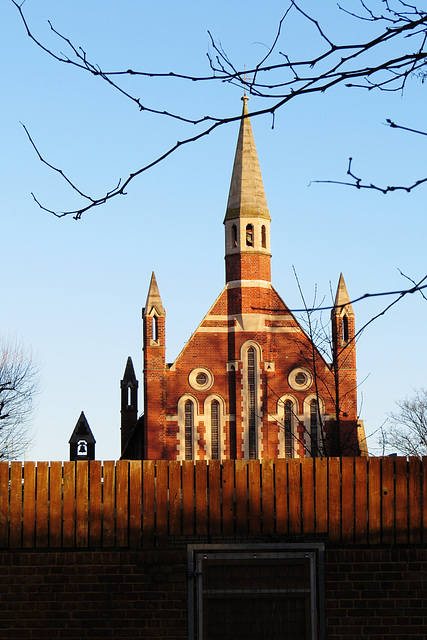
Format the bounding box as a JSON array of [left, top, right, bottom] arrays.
[[145, 314, 358, 459], [225, 252, 271, 282]]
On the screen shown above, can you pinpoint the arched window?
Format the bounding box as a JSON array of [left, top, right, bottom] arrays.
[[310, 399, 318, 457], [284, 400, 293, 458], [232, 224, 238, 247], [261, 225, 266, 249], [211, 400, 219, 460], [127, 385, 132, 407], [343, 315, 349, 342], [246, 224, 253, 247], [185, 400, 193, 460], [248, 347, 256, 459], [152, 315, 158, 341]]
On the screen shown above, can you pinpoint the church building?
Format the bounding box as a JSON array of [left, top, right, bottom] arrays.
[[120, 97, 366, 461]]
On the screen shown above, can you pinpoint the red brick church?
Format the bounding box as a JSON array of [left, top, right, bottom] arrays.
[[120, 97, 366, 461]]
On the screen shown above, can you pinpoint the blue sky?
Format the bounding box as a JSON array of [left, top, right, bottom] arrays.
[[2, 0, 426, 460]]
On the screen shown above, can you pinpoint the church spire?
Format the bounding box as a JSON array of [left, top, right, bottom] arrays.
[[120, 357, 138, 456], [142, 271, 166, 459], [224, 97, 270, 223], [333, 273, 354, 317], [331, 273, 359, 455], [143, 272, 165, 318], [224, 97, 271, 284]]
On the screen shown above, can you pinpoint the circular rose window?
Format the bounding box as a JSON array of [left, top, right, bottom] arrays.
[[196, 372, 207, 386], [288, 367, 313, 391], [189, 368, 213, 391], [295, 372, 307, 386]]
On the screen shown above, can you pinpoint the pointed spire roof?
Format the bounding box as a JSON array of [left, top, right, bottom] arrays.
[[224, 97, 270, 222], [333, 273, 354, 316], [122, 356, 137, 382], [69, 411, 96, 445], [143, 271, 165, 317]]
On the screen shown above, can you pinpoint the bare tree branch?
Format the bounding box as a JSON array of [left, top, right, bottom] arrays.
[[313, 118, 427, 194], [0, 338, 39, 460], [12, 0, 427, 217], [382, 389, 427, 456], [280, 276, 427, 314]]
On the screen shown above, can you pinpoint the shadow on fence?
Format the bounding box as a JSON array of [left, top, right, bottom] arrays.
[[0, 457, 425, 548]]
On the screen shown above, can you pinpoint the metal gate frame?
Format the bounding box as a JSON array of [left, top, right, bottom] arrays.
[[187, 543, 325, 640]]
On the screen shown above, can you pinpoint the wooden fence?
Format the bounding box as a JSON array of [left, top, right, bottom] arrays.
[[0, 457, 426, 549]]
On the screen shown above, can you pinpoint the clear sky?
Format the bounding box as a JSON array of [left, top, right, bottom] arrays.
[[2, 0, 426, 461]]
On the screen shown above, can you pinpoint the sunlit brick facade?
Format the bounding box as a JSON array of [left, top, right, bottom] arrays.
[[121, 98, 365, 460]]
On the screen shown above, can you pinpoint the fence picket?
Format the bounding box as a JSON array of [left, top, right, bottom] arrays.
[[354, 456, 368, 544], [222, 460, 235, 534], [168, 460, 181, 536], [89, 461, 102, 547], [9, 462, 22, 548], [102, 461, 115, 547], [76, 461, 89, 548], [195, 461, 208, 535], [288, 459, 302, 534], [262, 459, 274, 534], [49, 461, 62, 547], [275, 459, 288, 534], [142, 460, 155, 545], [23, 461, 36, 548], [328, 458, 341, 543], [315, 458, 328, 533], [381, 456, 394, 544], [368, 457, 381, 545], [341, 457, 354, 544], [235, 460, 247, 534], [129, 460, 142, 546], [302, 458, 314, 534], [409, 457, 421, 544], [248, 460, 261, 534], [63, 461, 76, 547], [36, 462, 49, 548], [156, 460, 168, 543], [208, 460, 221, 536], [182, 460, 194, 535], [395, 456, 408, 545], [116, 460, 129, 547]]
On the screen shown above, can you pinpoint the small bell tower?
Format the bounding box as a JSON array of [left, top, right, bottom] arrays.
[[69, 412, 96, 461]]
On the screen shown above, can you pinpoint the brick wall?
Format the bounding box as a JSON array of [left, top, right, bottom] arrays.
[[1, 545, 427, 639], [325, 547, 427, 639], [0, 548, 187, 640]]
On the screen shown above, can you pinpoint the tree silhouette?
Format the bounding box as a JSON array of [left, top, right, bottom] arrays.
[[0, 339, 38, 460], [382, 388, 427, 456]]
